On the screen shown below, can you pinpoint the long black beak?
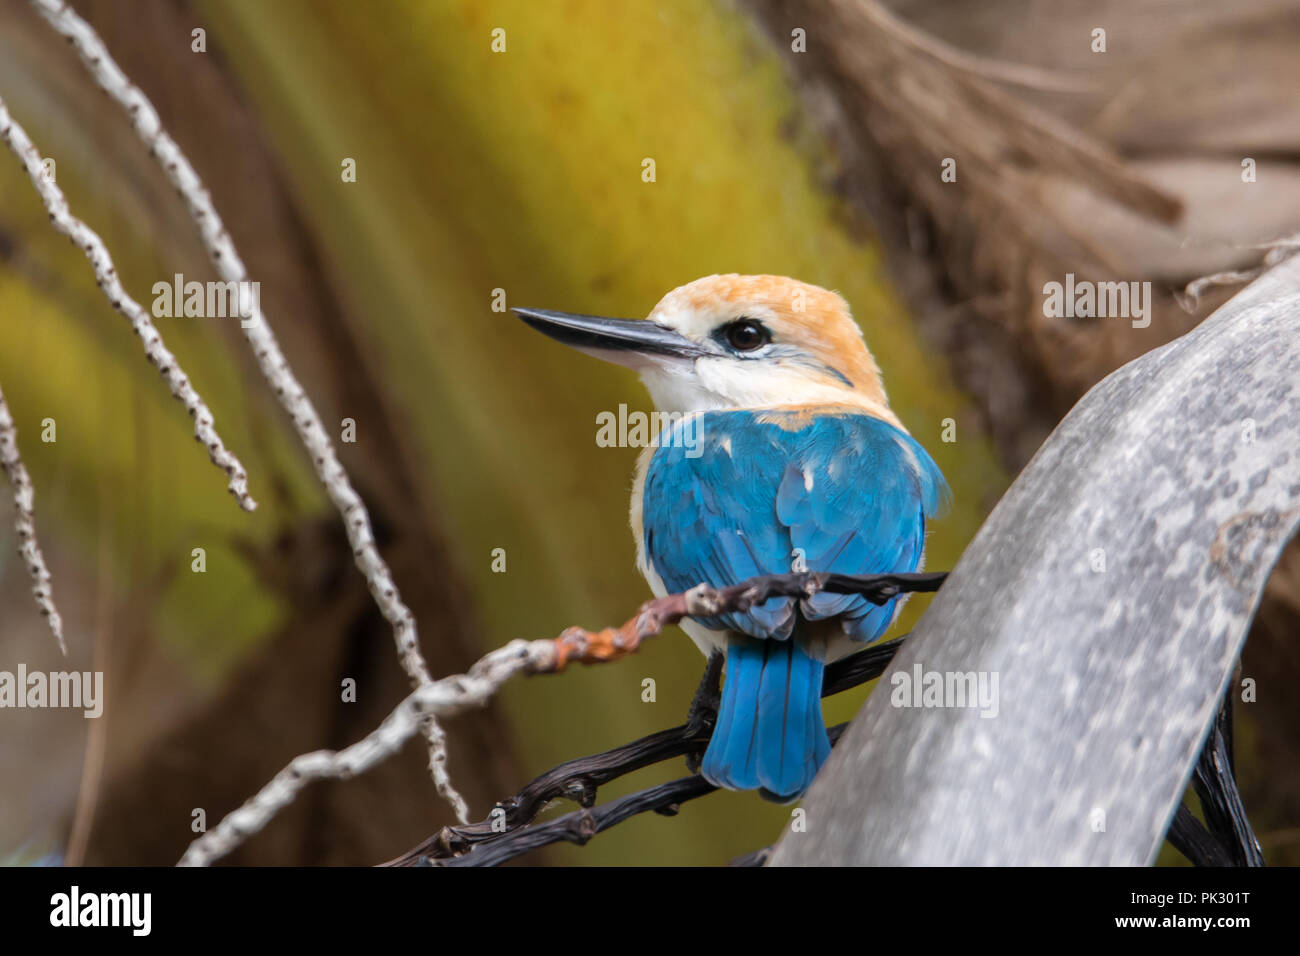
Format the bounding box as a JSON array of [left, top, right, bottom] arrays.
[[513, 308, 702, 362]]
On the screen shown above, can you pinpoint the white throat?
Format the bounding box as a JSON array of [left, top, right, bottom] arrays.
[[639, 357, 887, 416]]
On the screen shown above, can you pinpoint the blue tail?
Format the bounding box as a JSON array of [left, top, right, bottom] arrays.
[[701, 637, 831, 801]]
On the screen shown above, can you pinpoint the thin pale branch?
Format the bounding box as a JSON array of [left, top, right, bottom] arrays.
[[0, 381, 65, 654], [0, 96, 256, 511], [176, 637, 557, 867], [27, 0, 464, 818]]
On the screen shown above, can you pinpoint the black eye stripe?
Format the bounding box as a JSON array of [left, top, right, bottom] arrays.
[[716, 318, 771, 352]]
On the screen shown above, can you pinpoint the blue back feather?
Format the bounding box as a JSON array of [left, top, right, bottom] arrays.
[[644, 408, 947, 797], [644, 409, 947, 641]]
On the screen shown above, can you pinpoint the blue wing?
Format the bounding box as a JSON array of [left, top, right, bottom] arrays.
[[642, 408, 948, 641]]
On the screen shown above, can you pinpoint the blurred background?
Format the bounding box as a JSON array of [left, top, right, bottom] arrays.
[[0, 0, 1296, 865]]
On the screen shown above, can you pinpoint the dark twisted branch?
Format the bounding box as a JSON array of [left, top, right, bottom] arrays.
[[383, 617, 916, 866], [1166, 691, 1264, 867], [421, 722, 856, 869]]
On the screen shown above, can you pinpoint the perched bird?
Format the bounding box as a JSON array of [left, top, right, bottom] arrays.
[[516, 275, 947, 800]]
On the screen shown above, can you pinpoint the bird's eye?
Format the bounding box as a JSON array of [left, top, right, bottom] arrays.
[[721, 319, 771, 352]]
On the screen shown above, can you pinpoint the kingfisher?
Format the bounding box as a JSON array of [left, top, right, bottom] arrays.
[[516, 275, 947, 800]]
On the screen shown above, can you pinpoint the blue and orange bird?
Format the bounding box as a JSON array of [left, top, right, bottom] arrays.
[[516, 275, 948, 800]]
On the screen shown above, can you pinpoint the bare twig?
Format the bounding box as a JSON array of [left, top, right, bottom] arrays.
[[1177, 234, 1300, 312], [0, 97, 255, 512], [547, 571, 944, 671], [0, 380, 65, 654], [176, 638, 552, 867], [177, 571, 943, 866], [64, 501, 115, 864], [27, 0, 463, 818]]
